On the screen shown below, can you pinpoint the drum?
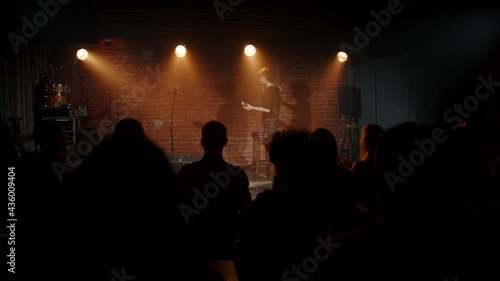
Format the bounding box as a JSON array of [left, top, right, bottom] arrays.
[[54, 83, 70, 94], [44, 83, 70, 107], [47, 92, 68, 107]]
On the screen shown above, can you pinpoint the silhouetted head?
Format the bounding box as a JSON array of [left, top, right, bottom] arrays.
[[376, 122, 423, 175], [311, 127, 338, 164], [33, 119, 67, 155], [258, 67, 277, 84], [268, 129, 317, 188], [201, 120, 228, 154], [115, 118, 145, 139], [377, 122, 458, 222], [359, 124, 385, 162]]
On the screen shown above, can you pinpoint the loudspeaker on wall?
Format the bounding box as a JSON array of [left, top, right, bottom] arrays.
[[338, 86, 361, 118]]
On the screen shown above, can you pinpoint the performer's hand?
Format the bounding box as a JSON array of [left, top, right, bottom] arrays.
[[241, 101, 252, 111]]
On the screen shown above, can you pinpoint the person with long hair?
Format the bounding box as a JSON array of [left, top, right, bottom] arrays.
[[352, 124, 385, 220]]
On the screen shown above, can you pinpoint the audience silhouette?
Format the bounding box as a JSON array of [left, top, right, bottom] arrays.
[[10, 116, 499, 280], [114, 117, 146, 139], [351, 124, 385, 221], [177, 120, 251, 280], [236, 128, 330, 281], [375, 122, 500, 275], [14, 119, 78, 279], [311, 127, 359, 232], [70, 118, 213, 280]]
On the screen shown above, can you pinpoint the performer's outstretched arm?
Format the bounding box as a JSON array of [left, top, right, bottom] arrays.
[[241, 101, 270, 113]]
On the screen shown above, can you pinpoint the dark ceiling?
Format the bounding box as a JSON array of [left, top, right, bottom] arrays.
[[3, 0, 499, 54]]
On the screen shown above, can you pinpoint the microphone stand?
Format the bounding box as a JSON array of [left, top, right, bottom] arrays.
[[169, 87, 178, 154]]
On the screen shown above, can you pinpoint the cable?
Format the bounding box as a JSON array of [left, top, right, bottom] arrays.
[[169, 87, 178, 154]]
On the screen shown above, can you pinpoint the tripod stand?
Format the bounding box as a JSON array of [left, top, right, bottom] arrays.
[[340, 117, 360, 161]]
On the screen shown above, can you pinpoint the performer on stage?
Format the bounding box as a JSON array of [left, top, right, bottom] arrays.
[[241, 67, 282, 145]]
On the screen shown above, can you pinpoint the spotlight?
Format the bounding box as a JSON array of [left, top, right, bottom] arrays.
[[244, 44, 256, 56], [76, 48, 89, 61], [175, 45, 186, 57], [337, 51, 348, 63]]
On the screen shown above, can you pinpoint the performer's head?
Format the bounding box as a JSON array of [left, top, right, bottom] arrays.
[[258, 67, 276, 85], [201, 120, 228, 154]]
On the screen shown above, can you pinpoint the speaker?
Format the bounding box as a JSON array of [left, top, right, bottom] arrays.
[[167, 154, 203, 175], [338, 86, 361, 118]]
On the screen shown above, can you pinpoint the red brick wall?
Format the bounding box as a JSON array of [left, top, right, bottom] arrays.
[[58, 38, 349, 167]]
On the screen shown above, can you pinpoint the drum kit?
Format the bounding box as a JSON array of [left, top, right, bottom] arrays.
[[40, 82, 83, 116], [38, 81, 87, 118], [43, 82, 71, 108]]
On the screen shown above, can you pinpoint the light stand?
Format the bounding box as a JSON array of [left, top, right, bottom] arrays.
[[340, 58, 361, 161], [340, 115, 360, 161]]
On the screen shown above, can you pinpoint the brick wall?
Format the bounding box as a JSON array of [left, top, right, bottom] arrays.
[[57, 38, 350, 167]]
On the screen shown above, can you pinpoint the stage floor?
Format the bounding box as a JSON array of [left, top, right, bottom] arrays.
[[242, 165, 273, 200]]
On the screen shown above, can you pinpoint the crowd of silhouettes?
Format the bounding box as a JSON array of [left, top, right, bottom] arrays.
[[2, 117, 499, 280]]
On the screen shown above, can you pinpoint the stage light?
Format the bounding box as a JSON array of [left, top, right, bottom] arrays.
[[337, 51, 348, 63], [76, 48, 89, 61], [175, 45, 186, 57], [244, 44, 256, 56]]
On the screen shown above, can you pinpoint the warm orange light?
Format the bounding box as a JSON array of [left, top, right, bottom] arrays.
[[337, 51, 348, 63], [244, 45, 256, 56], [77, 48, 89, 61], [175, 45, 187, 57]]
